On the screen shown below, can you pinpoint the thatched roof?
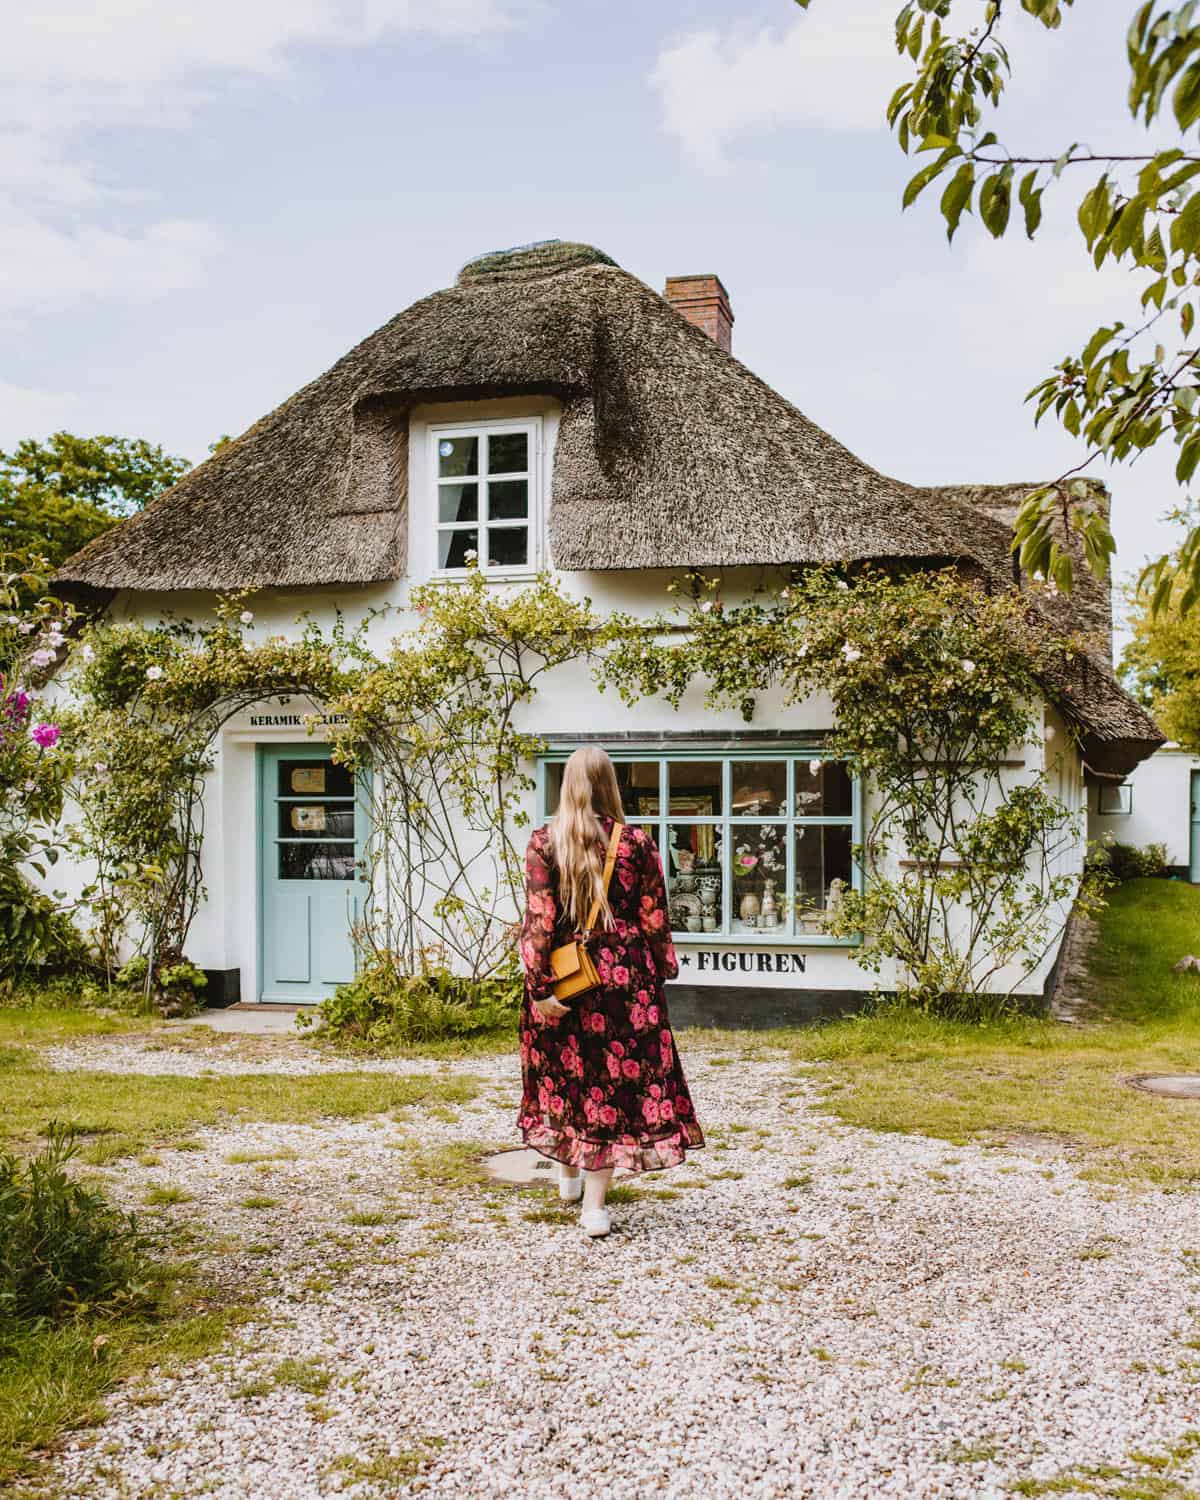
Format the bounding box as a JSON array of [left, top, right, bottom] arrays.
[[56, 238, 1161, 774]]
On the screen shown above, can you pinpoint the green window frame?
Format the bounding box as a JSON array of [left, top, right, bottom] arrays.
[[536, 747, 862, 947]]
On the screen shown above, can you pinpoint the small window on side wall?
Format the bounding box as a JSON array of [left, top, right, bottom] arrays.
[[433, 420, 538, 576], [1097, 782, 1132, 815]]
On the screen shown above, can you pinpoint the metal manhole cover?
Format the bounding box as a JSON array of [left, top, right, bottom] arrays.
[[480, 1148, 633, 1185], [1124, 1074, 1200, 1100]]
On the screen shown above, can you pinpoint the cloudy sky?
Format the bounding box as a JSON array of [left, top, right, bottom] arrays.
[[0, 0, 1181, 628]]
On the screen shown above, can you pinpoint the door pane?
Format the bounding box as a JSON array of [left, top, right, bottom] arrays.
[[793, 758, 852, 817], [279, 843, 356, 880], [731, 761, 786, 816], [277, 759, 354, 798], [731, 823, 788, 935], [486, 527, 528, 568], [488, 431, 528, 474], [438, 436, 479, 477], [665, 822, 723, 935], [438, 482, 479, 524], [488, 479, 528, 519], [666, 760, 723, 816], [439, 528, 479, 569], [277, 802, 356, 839], [794, 825, 853, 934]]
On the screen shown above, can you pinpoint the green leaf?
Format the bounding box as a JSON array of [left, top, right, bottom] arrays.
[[940, 162, 976, 240], [1018, 169, 1043, 238]]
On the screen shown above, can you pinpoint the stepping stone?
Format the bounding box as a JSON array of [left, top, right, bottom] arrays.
[[1124, 1074, 1200, 1100], [481, 1148, 632, 1183]]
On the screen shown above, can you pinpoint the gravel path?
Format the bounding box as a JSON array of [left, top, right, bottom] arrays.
[[30, 1037, 1200, 1499]]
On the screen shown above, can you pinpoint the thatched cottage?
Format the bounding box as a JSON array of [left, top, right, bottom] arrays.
[[54, 239, 1162, 1020]]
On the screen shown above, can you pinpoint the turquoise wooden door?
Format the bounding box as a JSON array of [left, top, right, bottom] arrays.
[[258, 746, 367, 1002], [1191, 771, 1200, 884]]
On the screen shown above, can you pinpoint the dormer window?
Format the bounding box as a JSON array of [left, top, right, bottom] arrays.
[[432, 418, 541, 576]]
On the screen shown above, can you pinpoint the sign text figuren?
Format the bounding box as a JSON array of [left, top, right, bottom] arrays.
[[683, 951, 808, 975]]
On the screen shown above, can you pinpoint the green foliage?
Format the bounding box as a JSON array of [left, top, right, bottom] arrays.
[[0, 433, 189, 589], [0, 1124, 149, 1329], [604, 566, 1092, 1013], [794, 0, 1200, 614], [1121, 554, 1200, 746], [1096, 839, 1171, 882], [326, 567, 608, 977], [313, 953, 522, 1046], [0, 559, 81, 978]]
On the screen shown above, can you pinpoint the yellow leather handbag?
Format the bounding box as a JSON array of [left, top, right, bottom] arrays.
[[548, 821, 623, 1004]]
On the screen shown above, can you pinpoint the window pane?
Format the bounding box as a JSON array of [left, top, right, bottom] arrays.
[[666, 761, 723, 816], [438, 436, 479, 478], [438, 528, 479, 569], [794, 825, 853, 934], [666, 822, 723, 935], [488, 431, 528, 474], [486, 527, 528, 568], [544, 763, 563, 816], [278, 759, 354, 798], [794, 758, 852, 817], [489, 479, 528, 520], [438, 482, 478, 524], [731, 823, 787, 935], [278, 842, 356, 880], [613, 760, 660, 818], [277, 802, 356, 840], [731, 761, 786, 816]]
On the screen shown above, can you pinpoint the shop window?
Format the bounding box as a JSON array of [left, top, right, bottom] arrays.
[[540, 750, 859, 944]]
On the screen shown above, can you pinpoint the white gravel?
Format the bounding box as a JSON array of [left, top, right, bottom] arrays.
[[28, 1038, 1200, 1500], [40, 1035, 452, 1077]]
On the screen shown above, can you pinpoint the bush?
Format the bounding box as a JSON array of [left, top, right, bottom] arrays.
[[1104, 841, 1170, 883], [0, 1124, 150, 1328], [0, 862, 87, 981], [312, 954, 522, 1047]]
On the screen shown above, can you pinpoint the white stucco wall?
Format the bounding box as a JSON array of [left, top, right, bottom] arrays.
[[1088, 745, 1200, 871]]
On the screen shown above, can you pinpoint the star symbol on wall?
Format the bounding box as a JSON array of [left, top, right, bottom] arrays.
[[679, 953, 691, 967]]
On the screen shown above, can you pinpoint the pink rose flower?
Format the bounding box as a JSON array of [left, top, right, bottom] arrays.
[[589, 1086, 604, 1102], [598, 1105, 618, 1127], [649, 1083, 662, 1099], [647, 1006, 659, 1024], [584, 1099, 600, 1123], [629, 1004, 647, 1030], [610, 1040, 625, 1058], [606, 1053, 621, 1079], [642, 1099, 660, 1125], [611, 965, 630, 987], [621, 1058, 640, 1080], [659, 1098, 675, 1121]]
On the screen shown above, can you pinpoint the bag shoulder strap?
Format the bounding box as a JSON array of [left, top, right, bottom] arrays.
[[584, 821, 624, 933]]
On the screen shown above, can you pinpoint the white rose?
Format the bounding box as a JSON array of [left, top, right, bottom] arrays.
[[464, 548, 478, 562], [961, 659, 975, 674], [808, 759, 822, 776], [239, 610, 254, 625], [842, 642, 861, 662], [81, 644, 95, 662], [145, 665, 164, 681], [1044, 724, 1056, 741]]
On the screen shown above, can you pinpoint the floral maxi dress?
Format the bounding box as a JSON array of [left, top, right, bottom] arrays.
[[517, 816, 705, 1173]]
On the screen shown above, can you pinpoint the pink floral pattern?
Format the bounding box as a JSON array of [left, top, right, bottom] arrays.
[[517, 816, 704, 1173]]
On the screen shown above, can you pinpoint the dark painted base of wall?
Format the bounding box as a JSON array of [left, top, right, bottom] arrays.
[[666, 984, 1050, 1028], [667, 985, 869, 1029], [201, 968, 241, 1008]]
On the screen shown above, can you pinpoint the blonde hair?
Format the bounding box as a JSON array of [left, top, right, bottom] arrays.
[[549, 746, 624, 930]]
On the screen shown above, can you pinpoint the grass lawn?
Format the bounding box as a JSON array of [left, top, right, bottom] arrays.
[[747, 880, 1200, 1190]]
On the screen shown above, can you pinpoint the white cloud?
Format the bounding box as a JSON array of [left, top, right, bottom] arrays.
[[0, 383, 80, 448], [650, 3, 903, 172], [0, 0, 517, 320]]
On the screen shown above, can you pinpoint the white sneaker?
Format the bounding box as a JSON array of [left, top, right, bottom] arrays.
[[581, 1207, 611, 1238], [558, 1167, 583, 1203]]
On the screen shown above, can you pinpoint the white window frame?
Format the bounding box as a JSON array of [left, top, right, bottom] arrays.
[[1097, 782, 1133, 815], [429, 417, 542, 580]]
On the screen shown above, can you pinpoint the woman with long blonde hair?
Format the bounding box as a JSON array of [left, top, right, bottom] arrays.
[[517, 746, 703, 1237]]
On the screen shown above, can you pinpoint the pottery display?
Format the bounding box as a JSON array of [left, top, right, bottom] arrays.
[[738, 891, 760, 925], [759, 879, 779, 929], [686, 913, 703, 933], [702, 914, 717, 932], [676, 848, 696, 874], [675, 873, 697, 894]]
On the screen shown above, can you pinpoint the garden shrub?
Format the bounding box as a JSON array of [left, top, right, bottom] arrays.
[[0, 1124, 150, 1328], [0, 863, 87, 980], [312, 953, 522, 1047], [1105, 841, 1170, 882]]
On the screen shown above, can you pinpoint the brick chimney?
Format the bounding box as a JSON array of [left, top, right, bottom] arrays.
[[663, 274, 734, 353]]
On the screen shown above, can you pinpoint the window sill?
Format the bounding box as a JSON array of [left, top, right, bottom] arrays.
[[671, 931, 861, 949], [429, 567, 540, 586]]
